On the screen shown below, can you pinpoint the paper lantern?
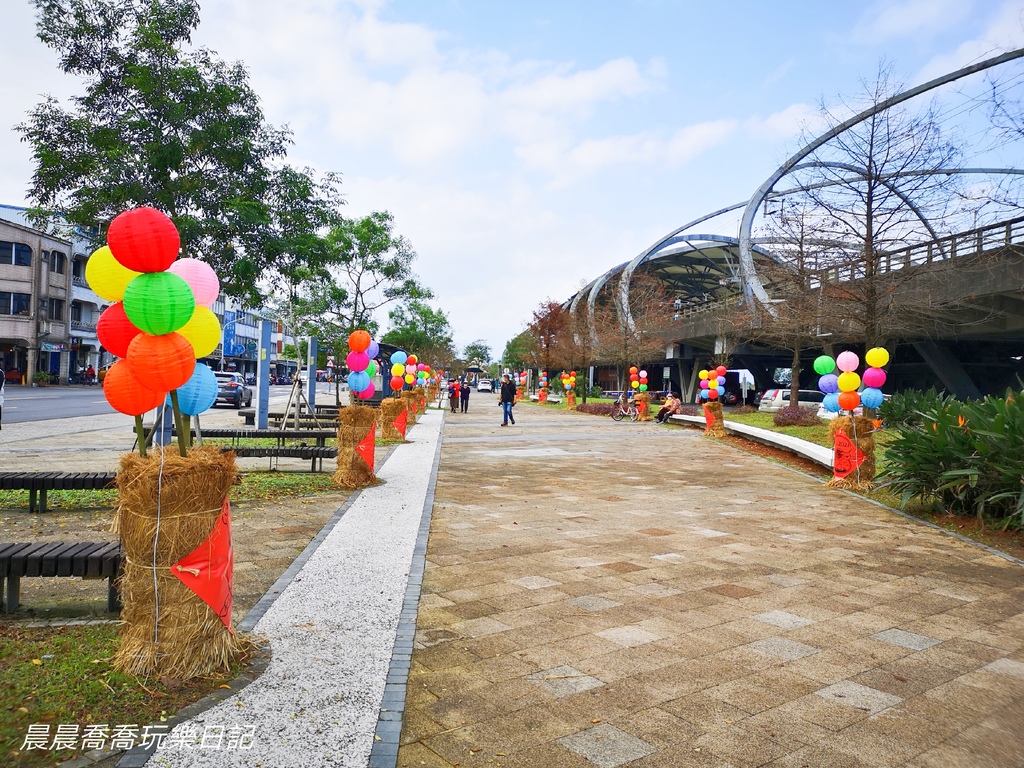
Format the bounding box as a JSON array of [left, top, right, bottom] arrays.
[[347, 370, 370, 392], [698, 369, 709, 379], [391, 350, 408, 365], [391, 363, 405, 377], [639, 384, 647, 391], [631, 380, 640, 389], [366, 340, 380, 359], [860, 387, 884, 409], [177, 306, 221, 358], [123, 272, 196, 335], [174, 364, 218, 415], [837, 371, 861, 392], [366, 360, 378, 377], [838, 391, 861, 411], [390, 376, 404, 391], [126, 332, 196, 392], [107, 207, 180, 273], [836, 351, 860, 373], [715, 366, 727, 376], [707, 388, 719, 399], [97, 303, 143, 358], [86, 246, 141, 302], [168, 259, 220, 307], [700, 379, 709, 389], [407, 355, 418, 366], [357, 382, 376, 400], [347, 350, 370, 372], [818, 373, 839, 394], [348, 330, 371, 353], [103, 360, 165, 416], [823, 392, 841, 413], [862, 367, 886, 388], [404, 373, 415, 384], [629, 366, 638, 375], [813, 355, 836, 375], [865, 347, 890, 368]]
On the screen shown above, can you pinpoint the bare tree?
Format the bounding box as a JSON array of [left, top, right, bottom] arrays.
[[594, 272, 670, 389]]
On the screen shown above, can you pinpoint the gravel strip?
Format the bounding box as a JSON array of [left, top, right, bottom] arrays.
[[144, 408, 443, 768]]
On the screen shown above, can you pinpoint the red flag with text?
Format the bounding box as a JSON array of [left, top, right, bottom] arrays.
[[832, 431, 866, 479]]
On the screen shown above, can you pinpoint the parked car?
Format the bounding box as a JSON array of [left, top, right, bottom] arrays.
[[816, 393, 891, 420], [215, 372, 253, 408], [477, 379, 493, 392], [757, 388, 826, 413]]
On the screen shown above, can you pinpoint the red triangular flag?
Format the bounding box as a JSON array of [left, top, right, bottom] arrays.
[[833, 430, 867, 479], [393, 407, 408, 438], [703, 404, 715, 430], [171, 498, 234, 632], [356, 426, 375, 471]]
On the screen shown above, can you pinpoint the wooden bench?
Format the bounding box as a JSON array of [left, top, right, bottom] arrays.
[[238, 409, 340, 427], [0, 472, 118, 513], [0, 541, 122, 613], [225, 445, 337, 472]]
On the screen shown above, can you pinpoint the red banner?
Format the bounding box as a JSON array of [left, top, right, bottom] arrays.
[[703, 405, 715, 430], [356, 427, 375, 471], [393, 408, 408, 438], [833, 431, 866, 479], [171, 498, 234, 632]]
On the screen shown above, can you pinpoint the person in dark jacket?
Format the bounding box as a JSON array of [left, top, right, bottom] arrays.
[[499, 374, 516, 426], [460, 379, 470, 412]]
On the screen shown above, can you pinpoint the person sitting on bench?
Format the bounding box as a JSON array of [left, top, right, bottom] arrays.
[[655, 392, 682, 423]]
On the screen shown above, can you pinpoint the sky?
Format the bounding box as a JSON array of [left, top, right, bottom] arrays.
[[3, 0, 1024, 360]]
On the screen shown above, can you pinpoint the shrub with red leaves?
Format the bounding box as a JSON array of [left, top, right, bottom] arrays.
[[773, 405, 823, 427]]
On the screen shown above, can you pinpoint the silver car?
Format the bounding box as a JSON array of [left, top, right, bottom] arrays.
[[757, 388, 826, 413], [215, 372, 253, 408]]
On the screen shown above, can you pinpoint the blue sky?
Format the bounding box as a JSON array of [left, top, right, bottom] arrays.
[[3, 0, 1024, 358]]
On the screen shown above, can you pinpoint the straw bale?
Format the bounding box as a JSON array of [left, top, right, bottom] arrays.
[[333, 405, 378, 488], [827, 415, 877, 488], [634, 392, 652, 421], [401, 391, 419, 425], [566, 391, 577, 410], [380, 397, 407, 441], [703, 401, 727, 437], [113, 446, 248, 679]]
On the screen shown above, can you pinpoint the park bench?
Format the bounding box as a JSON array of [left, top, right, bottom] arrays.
[[0, 541, 122, 613], [226, 445, 337, 472], [0, 472, 118, 513]]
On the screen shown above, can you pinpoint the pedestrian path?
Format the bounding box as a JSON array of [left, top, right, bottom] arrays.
[[397, 401, 1024, 767]]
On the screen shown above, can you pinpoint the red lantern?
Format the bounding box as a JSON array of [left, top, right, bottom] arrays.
[[838, 391, 861, 411], [630, 373, 639, 382], [407, 354, 418, 366], [97, 303, 143, 358], [107, 207, 180, 273], [707, 388, 719, 399], [715, 365, 727, 376], [126, 332, 196, 392], [390, 375, 404, 391], [103, 360, 165, 416], [348, 330, 371, 352]]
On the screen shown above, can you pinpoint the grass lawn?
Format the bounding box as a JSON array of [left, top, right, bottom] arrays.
[[1, 623, 252, 768]]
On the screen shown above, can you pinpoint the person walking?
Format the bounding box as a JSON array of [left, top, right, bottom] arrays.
[[460, 379, 470, 413], [499, 374, 516, 426], [448, 379, 459, 413]]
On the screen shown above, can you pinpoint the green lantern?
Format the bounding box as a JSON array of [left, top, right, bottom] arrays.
[[813, 355, 836, 375], [366, 360, 378, 377], [123, 272, 196, 336]]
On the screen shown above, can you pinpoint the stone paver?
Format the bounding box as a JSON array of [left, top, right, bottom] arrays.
[[398, 400, 1024, 767]]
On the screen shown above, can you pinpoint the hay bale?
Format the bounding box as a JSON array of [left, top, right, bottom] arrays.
[[333, 405, 378, 488], [114, 446, 247, 679], [634, 392, 653, 421], [566, 391, 577, 410], [380, 397, 407, 441], [703, 401, 726, 437], [826, 415, 877, 490], [401, 391, 419, 425]]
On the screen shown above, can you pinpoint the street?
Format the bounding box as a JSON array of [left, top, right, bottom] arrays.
[[1, 385, 114, 423]]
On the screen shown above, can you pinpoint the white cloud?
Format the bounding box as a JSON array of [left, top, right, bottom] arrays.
[[744, 103, 822, 142], [911, 1, 1024, 84], [853, 0, 974, 42]]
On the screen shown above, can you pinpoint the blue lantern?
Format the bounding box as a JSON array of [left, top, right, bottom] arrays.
[[170, 364, 218, 416]]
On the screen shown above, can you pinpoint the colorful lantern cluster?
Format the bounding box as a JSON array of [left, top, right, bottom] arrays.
[[698, 365, 728, 400], [347, 330, 380, 401], [539, 371, 548, 389], [388, 350, 431, 393], [816, 347, 890, 413], [629, 366, 649, 392], [560, 370, 577, 391], [88, 207, 221, 417]]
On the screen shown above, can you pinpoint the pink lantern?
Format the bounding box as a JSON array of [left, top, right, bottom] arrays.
[[346, 350, 370, 372], [168, 258, 220, 306], [862, 367, 887, 388], [357, 382, 376, 400], [836, 351, 860, 372]]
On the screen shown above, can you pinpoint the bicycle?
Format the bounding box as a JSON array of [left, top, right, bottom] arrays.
[[611, 402, 639, 421]]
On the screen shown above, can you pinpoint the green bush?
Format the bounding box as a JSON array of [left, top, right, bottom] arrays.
[[877, 387, 954, 428], [879, 389, 1024, 529]]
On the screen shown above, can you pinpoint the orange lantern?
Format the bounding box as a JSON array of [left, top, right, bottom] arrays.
[[837, 391, 861, 412], [126, 332, 196, 392], [103, 360, 165, 415], [348, 330, 371, 352]]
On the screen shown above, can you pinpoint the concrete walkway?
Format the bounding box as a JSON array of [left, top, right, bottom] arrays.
[[398, 401, 1024, 767]]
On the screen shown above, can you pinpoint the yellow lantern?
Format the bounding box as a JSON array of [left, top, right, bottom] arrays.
[[837, 371, 861, 392], [85, 246, 141, 302], [865, 347, 890, 368], [404, 373, 415, 384], [391, 363, 405, 377], [177, 306, 221, 358]]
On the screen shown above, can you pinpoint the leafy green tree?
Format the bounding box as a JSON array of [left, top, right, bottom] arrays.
[[18, 0, 338, 306], [381, 299, 455, 367], [463, 340, 491, 365], [502, 330, 533, 370]]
